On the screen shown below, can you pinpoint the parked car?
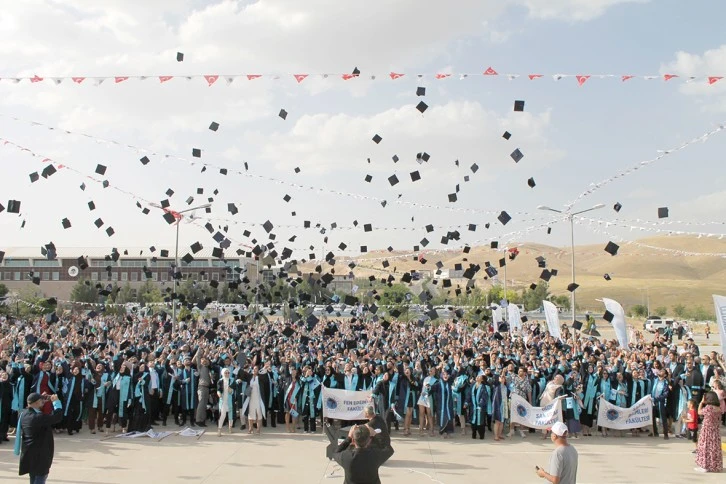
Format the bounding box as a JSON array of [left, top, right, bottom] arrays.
[[644, 317, 675, 333]]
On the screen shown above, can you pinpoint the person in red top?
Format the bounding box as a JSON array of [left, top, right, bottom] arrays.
[[684, 399, 698, 452]]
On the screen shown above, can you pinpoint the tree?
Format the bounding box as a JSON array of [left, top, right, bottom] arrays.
[[138, 280, 163, 304], [631, 304, 648, 318], [379, 284, 412, 306], [521, 282, 551, 311], [70, 279, 99, 303], [114, 283, 136, 304], [672, 304, 687, 318], [654, 306, 668, 317], [551, 295, 571, 311], [0, 283, 8, 299]]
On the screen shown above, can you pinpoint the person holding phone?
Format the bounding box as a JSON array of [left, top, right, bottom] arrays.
[[535, 421, 578, 484], [14, 392, 64, 484]]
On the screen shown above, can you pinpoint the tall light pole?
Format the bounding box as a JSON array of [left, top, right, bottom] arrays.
[[537, 203, 605, 325], [171, 203, 212, 327]]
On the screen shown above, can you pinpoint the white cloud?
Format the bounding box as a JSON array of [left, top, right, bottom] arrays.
[[518, 0, 649, 21], [661, 45, 726, 109]]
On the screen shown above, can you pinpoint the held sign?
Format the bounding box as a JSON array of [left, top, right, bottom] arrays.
[[510, 393, 563, 429], [321, 387, 373, 421]]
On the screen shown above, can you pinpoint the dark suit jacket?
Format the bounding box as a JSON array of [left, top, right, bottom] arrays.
[[333, 442, 394, 484], [18, 406, 63, 476], [367, 415, 391, 449]]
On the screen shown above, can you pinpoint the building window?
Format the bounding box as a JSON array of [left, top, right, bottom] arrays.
[[121, 272, 128, 282], [5, 259, 30, 267], [13, 272, 20, 281], [161, 272, 168, 281], [130, 272, 138, 282], [42, 272, 50, 281], [33, 260, 61, 267], [52, 272, 60, 281], [111, 273, 118, 281], [152, 272, 158, 281], [91, 272, 99, 281]]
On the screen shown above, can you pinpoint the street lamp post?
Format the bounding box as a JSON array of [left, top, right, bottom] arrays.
[[537, 203, 605, 325], [171, 203, 212, 327]]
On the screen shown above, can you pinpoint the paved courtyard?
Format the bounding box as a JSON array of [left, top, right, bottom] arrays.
[[0, 426, 723, 484]]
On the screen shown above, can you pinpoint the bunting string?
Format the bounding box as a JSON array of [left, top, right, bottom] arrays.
[[577, 216, 726, 239], [604, 217, 726, 227], [1, 70, 724, 87], [564, 123, 726, 210]]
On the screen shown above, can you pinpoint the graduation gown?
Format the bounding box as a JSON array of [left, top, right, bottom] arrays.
[[430, 374, 457, 433], [299, 375, 322, 419], [62, 375, 89, 431], [491, 383, 509, 423], [467, 382, 490, 426]]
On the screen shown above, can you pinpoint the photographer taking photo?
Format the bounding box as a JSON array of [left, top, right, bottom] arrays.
[[333, 424, 394, 484], [14, 392, 64, 484]]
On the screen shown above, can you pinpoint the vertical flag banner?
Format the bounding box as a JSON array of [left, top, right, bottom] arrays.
[[602, 298, 629, 347], [712, 295, 726, 357], [543, 300, 562, 340], [508, 303, 523, 333]]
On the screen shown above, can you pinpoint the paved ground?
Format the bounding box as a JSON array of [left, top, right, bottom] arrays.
[[0, 426, 723, 484]]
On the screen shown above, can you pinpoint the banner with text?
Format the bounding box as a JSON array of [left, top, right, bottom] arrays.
[[713, 295, 726, 358], [322, 387, 372, 421], [597, 395, 653, 430], [511, 393, 563, 429]]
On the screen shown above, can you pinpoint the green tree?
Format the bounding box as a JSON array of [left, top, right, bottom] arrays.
[[521, 282, 551, 311], [70, 279, 99, 303], [631, 304, 648, 318], [654, 306, 668, 317], [138, 280, 163, 304], [687, 305, 714, 321], [551, 295, 571, 311], [0, 283, 8, 299], [672, 304, 687, 318], [379, 284, 412, 306], [115, 283, 136, 304]]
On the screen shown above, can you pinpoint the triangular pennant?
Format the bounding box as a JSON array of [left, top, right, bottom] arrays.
[[663, 74, 678, 81], [94, 78, 106, 86], [247, 74, 262, 80], [225, 77, 235, 84], [507, 74, 519, 80], [708, 76, 723, 85], [389, 72, 405, 80], [52, 78, 63, 85], [204, 75, 219, 86], [293, 74, 308, 83], [30, 75, 44, 83], [643, 75, 658, 80], [621, 75, 634, 82], [159, 76, 173, 83], [115, 77, 129, 83], [435, 73, 451, 79], [576, 75, 590, 86], [72, 77, 86, 84], [553, 74, 564, 81], [342, 73, 358, 80], [483, 66, 498, 76], [528, 74, 543, 80]]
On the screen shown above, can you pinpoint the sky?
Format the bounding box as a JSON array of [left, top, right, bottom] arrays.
[[1, 0, 725, 262]]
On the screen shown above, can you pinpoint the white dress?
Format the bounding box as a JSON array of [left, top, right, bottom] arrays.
[[418, 376, 435, 408], [246, 376, 265, 420]]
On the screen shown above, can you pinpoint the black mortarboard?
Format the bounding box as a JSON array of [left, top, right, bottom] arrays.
[[502, 131, 511, 140], [530, 283, 537, 290], [95, 164, 107, 175], [345, 340, 357, 350], [176, 52, 184, 62], [45, 312, 58, 324], [372, 134, 382, 144], [510, 149, 523, 163], [567, 283, 579, 292], [416, 86, 426, 96], [388, 174, 399, 186], [540, 270, 552, 281], [514, 100, 525, 112], [209, 121, 219, 131], [181, 253, 193, 264], [190, 242, 203, 253], [364, 223, 372, 232], [140, 156, 150, 165], [494, 332, 504, 341], [204, 330, 216, 342], [360, 245, 367, 253], [603, 273, 612, 281], [281, 327, 295, 338], [279, 109, 288, 120], [212, 247, 223, 258], [160, 249, 169, 257], [364, 174, 372, 183], [263, 220, 273, 233], [604, 241, 619, 256], [416, 101, 428, 113], [410, 171, 421, 182], [106, 227, 115, 236], [657, 207, 669, 219], [613, 202, 622, 212], [527, 177, 536, 188], [497, 211, 511, 225], [62, 218, 71, 229], [470, 163, 479, 173], [29, 171, 40, 182], [603, 310, 614, 322], [42, 164, 57, 178], [8, 200, 21, 213], [491, 241, 499, 249], [192, 148, 201, 158], [572, 320, 583, 330], [448, 193, 457, 202]]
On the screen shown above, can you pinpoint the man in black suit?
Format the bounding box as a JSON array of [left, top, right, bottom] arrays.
[[333, 424, 394, 484], [14, 392, 64, 484]]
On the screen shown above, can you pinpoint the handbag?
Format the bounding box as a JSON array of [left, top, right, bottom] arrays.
[[290, 409, 299, 418]]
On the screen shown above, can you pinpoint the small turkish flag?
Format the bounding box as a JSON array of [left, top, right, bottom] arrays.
[[708, 76, 723, 85], [483, 67, 498, 76], [576, 75, 590, 86], [247, 75, 262, 80], [621, 75, 634, 82], [293, 74, 308, 83], [30, 75, 44, 83], [663, 74, 678, 81], [204, 75, 219, 86], [159, 76, 173, 83], [72, 77, 85, 84], [435, 73, 451, 79], [114, 77, 128, 83], [342, 73, 356, 80], [528, 74, 543, 80], [389, 72, 404, 79]]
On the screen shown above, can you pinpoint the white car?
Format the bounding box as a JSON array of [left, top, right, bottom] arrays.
[[644, 318, 674, 333]]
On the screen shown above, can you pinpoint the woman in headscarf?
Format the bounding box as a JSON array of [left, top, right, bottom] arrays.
[[63, 365, 89, 435], [539, 374, 564, 439], [283, 367, 301, 433], [216, 367, 237, 436], [579, 364, 599, 436], [491, 373, 509, 442]]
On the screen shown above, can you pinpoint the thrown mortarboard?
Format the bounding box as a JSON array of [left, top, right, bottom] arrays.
[[192, 148, 201, 158], [572, 320, 583, 331], [497, 211, 511, 225], [493, 332, 504, 341], [540, 270, 552, 281], [364, 174, 372, 183], [604, 241, 619, 256], [7, 200, 21, 213], [29, 171, 40, 182], [106, 227, 115, 236], [372, 134, 382, 144], [510, 149, 523, 163], [410, 171, 421, 182], [527, 177, 536, 188], [61, 218, 71, 229], [416, 86, 426, 96], [262, 220, 273, 233], [416, 101, 428, 113], [88, 201, 97, 211], [204, 330, 216, 342], [657, 207, 669, 219], [279, 109, 288, 120], [603, 310, 614, 322], [95, 164, 107, 175], [567, 283, 579, 292], [603, 273, 612, 281], [283, 194, 291, 202], [364, 223, 372, 232], [388, 174, 399, 186], [209, 121, 219, 131], [502, 131, 511, 140], [140, 156, 150, 165], [613, 202, 622, 213], [514, 100, 525, 112], [227, 203, 238, 215], [448, 193, 457, 202], [360, 246, 367, 253], [491, 241, 499, 249], [190, 241, 203, 253], [530, 283, 537, 290], [176, 52, 184, 62]]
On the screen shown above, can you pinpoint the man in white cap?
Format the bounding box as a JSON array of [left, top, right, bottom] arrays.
[[536, 421, 578, 484]]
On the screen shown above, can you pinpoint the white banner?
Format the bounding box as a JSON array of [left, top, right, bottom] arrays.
[[597, 395, 653, 430], [508, 304, 522, 333], [510, 393, 563, 429], [322, 387, 372, 420], [713, 295, 726, 358], [542, 301, 562, 341], [602, 298, 629, 348], [491, 304, 503, 324]]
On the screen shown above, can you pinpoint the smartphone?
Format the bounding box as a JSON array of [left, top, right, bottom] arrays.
[[535, 466, 540, 470]]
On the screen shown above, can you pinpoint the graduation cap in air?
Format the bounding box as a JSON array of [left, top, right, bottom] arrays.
[[209, 121, 219, 131], [45, 312, 59, 324], [416, 86, 426, 96], [657, 207, 669, 219], [29, 171, 40, 182], [448, 193, 457, 202], [603, 273, 612, 281], [567, 283, 579, 292], [416, 101, 428, 114], [7, 200, 21, 213], [502, 131, 511, 140], [497, 211, 511, 225], [572, 320, 583, 331], [372, 134, 382, 144], [540, 270, 552, 281], [527, 177, 536, 188], [95, 164, 107, 175], [530, 283, 537, 290], [176, 52, 184, 62], [514, 100, 525, 112], [510, 149, 523, 163], [613, 202, 622, 213], [410, 171, 421, 182], [388, 174, 399, 186], [604, 241, 619, 256], [603, 310, 614, 323]]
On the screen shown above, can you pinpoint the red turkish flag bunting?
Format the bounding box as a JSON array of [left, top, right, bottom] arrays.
[[114, 77, 128, 83], [389, 72, 404, 80], [72, 77, 85, 84], [294, 74, 308, 83], [528, 74, 543, 80], [663, 74, 678, 81], [576, 75, 590, 86], [435, 73, 451, 79], [30, 75, 44, 83], [247, 75, 262, 80], [204, 75, 219, 86], [483, 67, 498, 76], [708, 76, 723, 85], [342, 73, 358, 80], [159, 76, 173, 83], [621, 75, 635, 82]]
